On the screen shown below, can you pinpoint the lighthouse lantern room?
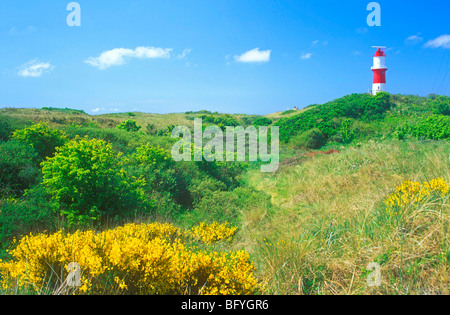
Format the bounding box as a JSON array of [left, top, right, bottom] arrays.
[[371, 46, 388, 95]]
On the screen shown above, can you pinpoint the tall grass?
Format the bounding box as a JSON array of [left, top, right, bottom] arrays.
[[240, 140, 449, 294]]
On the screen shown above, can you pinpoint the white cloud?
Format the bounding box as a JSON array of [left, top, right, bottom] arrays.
[[405, 34, 423, 45], [91, 108, 101, 113], [300, 53, 313, 60], [18, 59, 53, 77], [234, 48, 271, 63], [312, 40, 327, 46], [352, 50, 362, 56], [85, 46, 173, 70], [425, 35, 450, 49], [177, 48, 192, 60]]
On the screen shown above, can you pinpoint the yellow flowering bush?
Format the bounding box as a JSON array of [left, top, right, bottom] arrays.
[[0, 222, 258, 295], [191, 222, 238, 244], [385, 178, 449, 216]]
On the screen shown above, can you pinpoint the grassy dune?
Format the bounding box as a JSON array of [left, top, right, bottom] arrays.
[[239, 140, 449, 294], [1, 94, 449, 295]]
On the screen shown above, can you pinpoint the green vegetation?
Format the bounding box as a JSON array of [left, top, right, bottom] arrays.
[[275, 92, 392, 144], [41, 137, 149, 226], [252, 117, 273, 127], [12, 122, 67, 160], [116, 119, 142, 132], [0, 92, 449, 295]]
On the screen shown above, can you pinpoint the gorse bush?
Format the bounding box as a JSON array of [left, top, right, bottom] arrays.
[[41, 136, 151, 226], [385, 178, 449, 216], [191, 222, 238, 244], [12, 122, 67, 160], [0, 222, 259, 295]]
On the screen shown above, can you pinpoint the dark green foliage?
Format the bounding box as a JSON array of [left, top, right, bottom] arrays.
[[291, 128, 327, 150], [252, 117, 273, 127], [0, 141, 40, 197], [201, 114, 241, 128], [117, 119, 142, 132], [127, 144, 192, 208], [275, 93, 393, 143], [167, 124, 176, 133], [429, 95, 450, 116], [0, 185, 58, 254], [146, 124, 157, 135], [0, 120, 13, 142]]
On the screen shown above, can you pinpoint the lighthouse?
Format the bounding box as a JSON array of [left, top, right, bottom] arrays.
[[371, 46, 388, 95]]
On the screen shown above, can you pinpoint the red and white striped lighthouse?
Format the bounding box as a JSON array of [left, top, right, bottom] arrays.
[[371, 46, 388, 95]]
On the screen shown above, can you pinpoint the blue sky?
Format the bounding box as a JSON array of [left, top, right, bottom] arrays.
[[0, 0, 449, 115]]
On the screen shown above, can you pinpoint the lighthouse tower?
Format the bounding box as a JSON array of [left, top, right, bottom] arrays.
[[371, 46, 388, 95]]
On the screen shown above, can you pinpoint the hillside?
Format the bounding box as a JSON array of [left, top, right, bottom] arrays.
[[0, 93, 449, 295]]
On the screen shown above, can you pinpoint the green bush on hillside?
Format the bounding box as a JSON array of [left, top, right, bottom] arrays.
[[429, 95, 450, 116], [275, 93, 393, 143], [0, 141, 40, 197], [41, 136, 151, 226], [252, 117, 273, 127], [12, 123, 67, 160], [117, 119, 142, 132], [412, 115, 450, 140], [0, 120, 13, 142], [0, 185, 57, 252], [291, 128, 327, 150]]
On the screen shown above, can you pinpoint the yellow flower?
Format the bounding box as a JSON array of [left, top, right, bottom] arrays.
[[385, 178, 449, 216], [0, 222, 258, 295]]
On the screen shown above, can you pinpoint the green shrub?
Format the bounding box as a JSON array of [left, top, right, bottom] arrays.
[[0, 141, 40, 197], [0, 185, 57, 254], [128, 144, 191, 207], [291, 128, 327, 150], [412, 115, 450, 140], [188, 177, 227, 207], [12, 122, 67, 160], [117, 119, 142, 132], [252, 117, 273, 127], [340, 118, 355, 144], [430, 95, 450, 116], [276, 93, 393, 142], [0, 120, 13, 142], [146, 124, 157, 136], [41, 136, 151, 226]]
